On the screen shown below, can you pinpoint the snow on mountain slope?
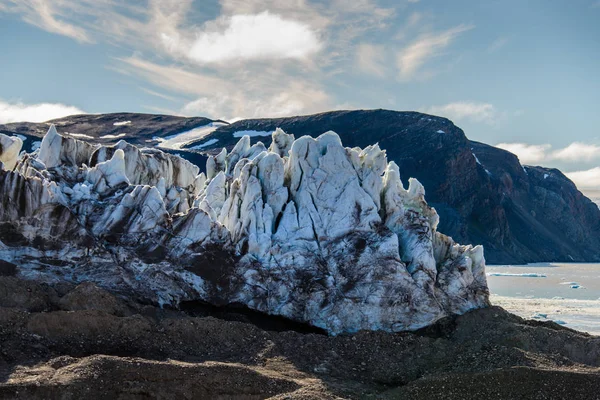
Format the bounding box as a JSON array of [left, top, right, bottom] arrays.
[[156, 122, 227, 150], [0, 126, 489, 334]]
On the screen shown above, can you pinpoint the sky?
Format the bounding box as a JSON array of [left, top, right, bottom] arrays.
[[0, 0, 599, 200]]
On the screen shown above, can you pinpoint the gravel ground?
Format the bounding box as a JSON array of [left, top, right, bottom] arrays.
[[0, 276, 599, 399]]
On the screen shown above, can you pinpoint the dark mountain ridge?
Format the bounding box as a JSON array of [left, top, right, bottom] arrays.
[[1, 109, 598, 264]]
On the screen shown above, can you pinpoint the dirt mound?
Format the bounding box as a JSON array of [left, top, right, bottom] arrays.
[[1, 277, 599, 399]]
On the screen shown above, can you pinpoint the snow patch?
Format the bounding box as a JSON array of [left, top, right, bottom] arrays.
[[190, 138, 219, 150], [113, 121, 131, 126], [436, 130, 445, 134], [487, 273, 547, 278], [101, 134, 126, 139], [158, 122, 225, 150], [233, 130, 273, 138], [67, 133, 94, 139]]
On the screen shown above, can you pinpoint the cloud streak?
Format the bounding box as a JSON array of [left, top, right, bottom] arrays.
[[423, 101, 498, 125], [565, 168, 600, 205], [0, 100, 84, 123], [355, 43, 386, 76], [397, 24, 474, 80], [495, 143, 552, 164], [495, 142, 600, 165]]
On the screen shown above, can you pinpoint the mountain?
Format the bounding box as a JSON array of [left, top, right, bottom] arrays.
[[1, 109, 598, 264]]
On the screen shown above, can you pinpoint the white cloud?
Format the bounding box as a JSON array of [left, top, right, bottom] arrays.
[[495, 143, 552, 164], [487, 36, 509, 53], [355, 43, 386, 76], [423, 101, 498, 125], [397, 24, 474, 80], [494, 142, 600, 165], [551, 142, 600, 162], [0, 100, 84, 123], [565, 168, 600, 204], [566, 167, 600, 190], [182, 11, 321, 64]]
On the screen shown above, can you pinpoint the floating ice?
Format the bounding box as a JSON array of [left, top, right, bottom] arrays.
[[487, 273, 547, 277]]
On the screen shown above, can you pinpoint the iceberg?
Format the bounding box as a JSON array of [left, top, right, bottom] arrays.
[[0, 126, 490, 334]]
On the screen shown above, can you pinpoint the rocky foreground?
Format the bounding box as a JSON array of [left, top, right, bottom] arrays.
[[0, 276, 599, 399]]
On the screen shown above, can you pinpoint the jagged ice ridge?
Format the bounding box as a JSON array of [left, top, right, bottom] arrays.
[[0, 126, 489, 334]]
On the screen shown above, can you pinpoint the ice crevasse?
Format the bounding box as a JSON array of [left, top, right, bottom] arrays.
[[0, 125, 489, 334]]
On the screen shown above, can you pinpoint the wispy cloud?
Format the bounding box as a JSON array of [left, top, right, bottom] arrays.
[[117, 56, 331, 121], [180, 81, 331, 121], [423, 101, 498, 125], [396, 24, 474, 80], [355, 43, 386, 77], [552, 142, 600, 162], [495, 143, 552, 164], [565, 167, 600, 190], [495, 142, 600, 165], [565, 168, 600, 204], [3, 0, 93, 43], [0, 99, 84, 123], [139, 88, 181, 103], [487, 36, 509, 53]]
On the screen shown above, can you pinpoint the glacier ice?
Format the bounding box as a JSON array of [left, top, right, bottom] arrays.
[[0, 126, 489, 334], [0, 133, 23, 170]]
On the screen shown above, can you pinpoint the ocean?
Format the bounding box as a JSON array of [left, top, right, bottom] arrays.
[[486, 262, 600, 335]]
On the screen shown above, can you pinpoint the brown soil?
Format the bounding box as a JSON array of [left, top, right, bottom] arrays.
[[0, 276, 599, 399]]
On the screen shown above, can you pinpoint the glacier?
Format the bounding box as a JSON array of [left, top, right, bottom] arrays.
[[0, 125, 489, 334]]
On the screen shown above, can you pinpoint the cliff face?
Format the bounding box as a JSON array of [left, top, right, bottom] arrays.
[[186, 110, 600, 264], [2, 109, 598, 264], [470, 141, 600, 263]]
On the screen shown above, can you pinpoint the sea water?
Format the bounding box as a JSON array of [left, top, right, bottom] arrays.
[[486, 263, 600, 335]]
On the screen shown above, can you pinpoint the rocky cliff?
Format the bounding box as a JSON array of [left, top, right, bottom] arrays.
[[0, 125, 489, 334]]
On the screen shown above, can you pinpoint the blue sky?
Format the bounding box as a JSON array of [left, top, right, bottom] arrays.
[[1, 0, 599, 198]]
